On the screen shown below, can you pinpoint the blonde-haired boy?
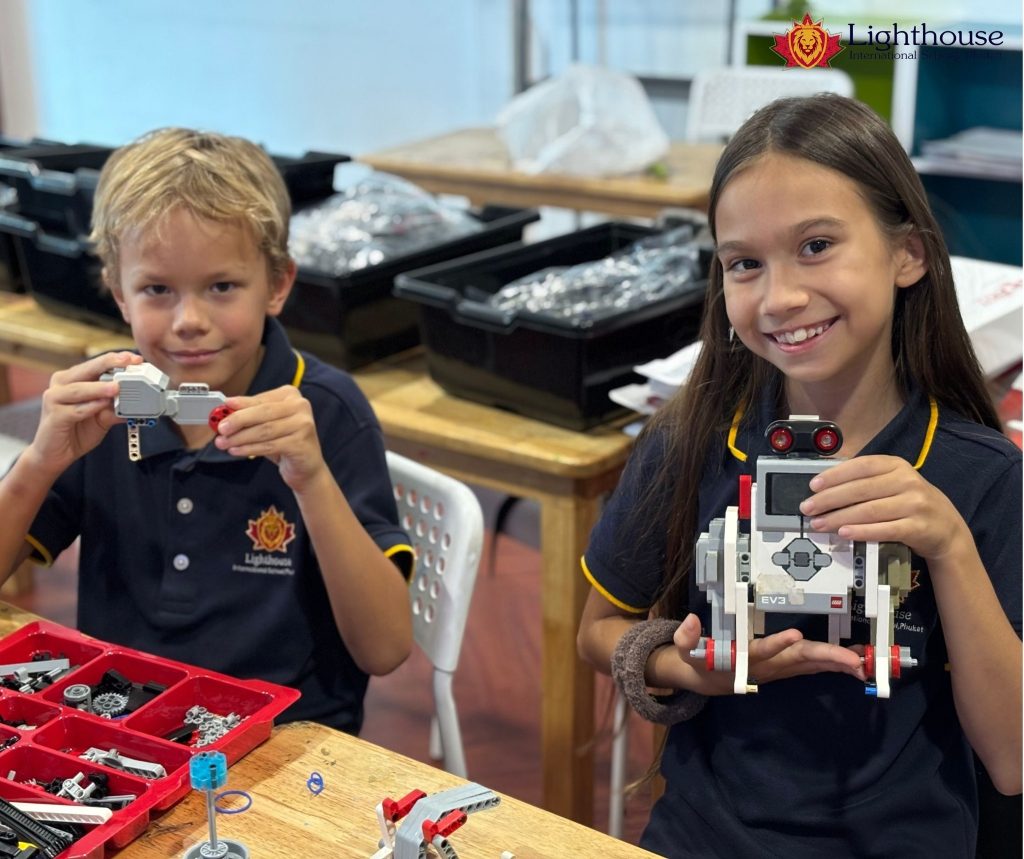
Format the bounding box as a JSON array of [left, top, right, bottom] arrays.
[[0, 128, 413, 732]]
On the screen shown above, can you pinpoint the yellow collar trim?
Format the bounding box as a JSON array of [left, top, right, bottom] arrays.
[[290, 350, 306, 388], [728, 396, 938, 470]]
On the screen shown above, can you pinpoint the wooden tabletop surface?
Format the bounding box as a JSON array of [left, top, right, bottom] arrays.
[[0, 603, 657, 859], [352, 350, 634, 481], [119, 721, 660, 858], [361, 127, 723, 217], [0, 293, 133, 373]]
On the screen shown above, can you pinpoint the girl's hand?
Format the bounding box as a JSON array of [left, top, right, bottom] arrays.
[[671, 613, 865, 695], [214, 386, 327, 493], [799, 454, 971, 563], [27, 351, 143, 476]]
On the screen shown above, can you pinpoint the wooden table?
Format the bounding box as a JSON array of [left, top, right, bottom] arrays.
[[119, 720, 660, 858], [352, 352, 633, 824], [0, 293, 133, 400], [0, 604, 657, 858], [361, 127, 723, 218]]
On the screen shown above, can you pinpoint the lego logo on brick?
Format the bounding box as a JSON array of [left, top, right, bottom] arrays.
[[831, 596, 845, 609], [246, 506, 296, 553]]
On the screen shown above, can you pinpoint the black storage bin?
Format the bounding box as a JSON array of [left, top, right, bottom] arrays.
[[0, 147, 349, 239], [394, 222, 709, 430], [272, 151, 350, 204], [0, 136, 67, 292], [280, 205, 539, 370], [0, 211, 125, 332], [0, 144, 115, 235], [0, 148, 349, 329]]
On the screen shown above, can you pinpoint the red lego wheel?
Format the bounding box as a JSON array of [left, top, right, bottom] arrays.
[[208, 405, 234, 431]]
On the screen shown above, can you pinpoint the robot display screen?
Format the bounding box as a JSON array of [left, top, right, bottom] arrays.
[[766, 472, 814, 516]]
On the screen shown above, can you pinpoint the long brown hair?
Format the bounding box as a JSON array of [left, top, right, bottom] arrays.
[[642, 94, 999, 623]]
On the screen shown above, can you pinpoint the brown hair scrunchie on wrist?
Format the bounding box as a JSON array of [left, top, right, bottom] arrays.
[[610, 618, 707, 725]]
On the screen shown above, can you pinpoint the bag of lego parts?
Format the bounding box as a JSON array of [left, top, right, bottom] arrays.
[[288, 170, 484, 275], [486, 224, 705, 324], [496, 63, 669, 177]]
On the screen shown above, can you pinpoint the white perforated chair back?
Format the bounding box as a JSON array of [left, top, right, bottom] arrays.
[[387, 451, 484, 676], [387, 452, 484, 776], [686, 66, 855, 142]]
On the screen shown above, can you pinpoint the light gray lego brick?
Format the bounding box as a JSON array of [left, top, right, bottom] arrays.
[[172, 391, 227, 424], [115, 379, 166, 418]]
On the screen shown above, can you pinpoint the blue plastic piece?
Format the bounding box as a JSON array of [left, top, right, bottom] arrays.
[[306, 771, 324, 796], [865, 685, 878, 697], [189, 751, 228, 790]]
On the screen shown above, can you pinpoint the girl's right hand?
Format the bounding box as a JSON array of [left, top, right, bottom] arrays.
[[671, 612, 866, 695], [25, 351, 143, 477]]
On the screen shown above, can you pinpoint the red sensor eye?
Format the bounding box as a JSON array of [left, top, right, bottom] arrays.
[[814, 427, 838, 452], [769, 427, 794, 452]]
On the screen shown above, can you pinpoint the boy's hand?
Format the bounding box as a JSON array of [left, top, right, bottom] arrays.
[[214, 386, 327, 492], [27, 351, 143, 477], [670, 613, 866, 695], [799, 454, 971, 563]]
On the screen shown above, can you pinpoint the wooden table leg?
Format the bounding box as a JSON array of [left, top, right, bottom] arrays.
[[539, 491, 600, 824]]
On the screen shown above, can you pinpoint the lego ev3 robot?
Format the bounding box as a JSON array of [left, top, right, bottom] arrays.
[[690, 417, 917, 698]]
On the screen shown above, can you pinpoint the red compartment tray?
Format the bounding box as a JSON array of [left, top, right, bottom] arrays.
[[0, 619, 300, 858]]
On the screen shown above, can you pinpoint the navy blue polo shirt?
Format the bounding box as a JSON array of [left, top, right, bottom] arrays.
[[584, 385, 1022, 859], [27, 318, 412, 734]]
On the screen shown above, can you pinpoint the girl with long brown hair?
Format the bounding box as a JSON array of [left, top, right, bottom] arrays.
[[578, 94, 1021, 857]]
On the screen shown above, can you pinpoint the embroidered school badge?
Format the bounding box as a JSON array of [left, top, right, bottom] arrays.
[[771, 14, 845, 68], [246, 506, 297, 553]]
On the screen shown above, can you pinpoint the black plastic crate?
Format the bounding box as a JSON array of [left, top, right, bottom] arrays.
[[0, 149, 349, 331], [394, 222, 709, 429], [280, 204, 539, 370], [0, 136, 66, 292], [0, 144, 115, 235], [272, 151, 350, 204], [0, 211, 126, 331], [0, 147, 349, 239]]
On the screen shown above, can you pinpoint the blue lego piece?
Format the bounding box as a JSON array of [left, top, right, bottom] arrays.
[[189, 751, 227, 791]]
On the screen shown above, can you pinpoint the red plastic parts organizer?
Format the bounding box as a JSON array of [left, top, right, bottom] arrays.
[[0, 619, 300, 858]]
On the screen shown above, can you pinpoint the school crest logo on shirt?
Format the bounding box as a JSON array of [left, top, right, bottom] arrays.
[[771, 14, 845, 68], [246, 506, 296, 553]]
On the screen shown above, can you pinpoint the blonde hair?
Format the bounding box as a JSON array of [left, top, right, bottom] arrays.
[[90, 127, 292, 288]]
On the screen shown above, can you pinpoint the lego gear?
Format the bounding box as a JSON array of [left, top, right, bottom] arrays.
[[91, 691, 129, 718]]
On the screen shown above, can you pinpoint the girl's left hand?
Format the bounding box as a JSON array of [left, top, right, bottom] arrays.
[[214, 386, 327, 492], [799, 454, 970, 563]]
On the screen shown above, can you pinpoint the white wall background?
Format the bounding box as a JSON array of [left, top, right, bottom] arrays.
[[1, 0, 1020, 154], [3, 0, 515, 155]]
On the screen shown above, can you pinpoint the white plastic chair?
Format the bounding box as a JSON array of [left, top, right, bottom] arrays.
[[386, 451, 484, 778], [686, 66, 855, 142]]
